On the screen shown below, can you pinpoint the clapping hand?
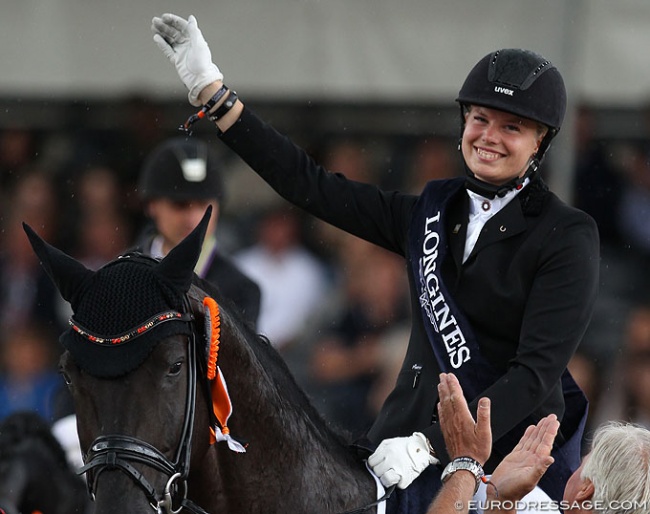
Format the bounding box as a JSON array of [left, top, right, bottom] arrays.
[[437, 372, 492, 465], [487, 414, 559, 503]]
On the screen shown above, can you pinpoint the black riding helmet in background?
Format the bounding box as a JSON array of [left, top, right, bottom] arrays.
[[138, 137, 224, 202], [456, 48, 567, 198]]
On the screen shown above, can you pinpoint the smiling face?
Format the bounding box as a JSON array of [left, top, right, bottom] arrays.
[[461, 105, 547, 186]]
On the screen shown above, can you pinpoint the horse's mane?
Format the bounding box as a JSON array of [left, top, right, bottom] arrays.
[[0, 411, 69, 468], [192, 275, 356, 454]]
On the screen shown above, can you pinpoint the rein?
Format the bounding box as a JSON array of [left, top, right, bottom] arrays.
[[77, 316, 210, 514], [338, 484, 396, 514]]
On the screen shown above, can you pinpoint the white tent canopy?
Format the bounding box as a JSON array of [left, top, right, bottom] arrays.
[[2, 0, 650, 105]]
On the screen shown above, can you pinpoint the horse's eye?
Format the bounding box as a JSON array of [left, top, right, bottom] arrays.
[[169, 361, 183, 375]]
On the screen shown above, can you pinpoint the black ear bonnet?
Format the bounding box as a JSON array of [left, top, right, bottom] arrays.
[[23, 207, 212, 378], [63, 254, 193, 377]]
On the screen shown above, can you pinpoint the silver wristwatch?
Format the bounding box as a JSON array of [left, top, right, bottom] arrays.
[[441, 457, 485, 493]]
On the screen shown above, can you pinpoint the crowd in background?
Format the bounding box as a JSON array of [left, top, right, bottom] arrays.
[[0, 98, 649, 448]]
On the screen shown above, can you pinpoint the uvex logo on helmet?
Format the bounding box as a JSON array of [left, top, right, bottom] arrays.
[[456, 48, 566, 131], [494, 86, 514, 96]]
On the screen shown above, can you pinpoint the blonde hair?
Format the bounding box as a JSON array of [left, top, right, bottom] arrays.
[[461, 104, 548, 139]]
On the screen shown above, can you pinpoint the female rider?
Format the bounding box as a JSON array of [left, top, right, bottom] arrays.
[[152, 13, 599, 505]]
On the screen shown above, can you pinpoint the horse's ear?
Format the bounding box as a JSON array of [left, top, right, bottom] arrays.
[[156, 206, 211, 293], [23, 222, 94, 309]]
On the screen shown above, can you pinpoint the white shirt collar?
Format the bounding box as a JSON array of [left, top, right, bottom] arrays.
[[462, 177, 529, 263], [466, 177, 530, 217], [150, 235, 165, 260]]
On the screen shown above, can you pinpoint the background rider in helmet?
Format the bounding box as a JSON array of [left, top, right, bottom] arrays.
[[136, 136, 261, 328], [152, 14, 599, 509]]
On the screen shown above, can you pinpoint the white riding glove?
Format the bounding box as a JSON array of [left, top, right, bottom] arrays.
[[367, 432, 439, 489], [152, 13, 223, 106]]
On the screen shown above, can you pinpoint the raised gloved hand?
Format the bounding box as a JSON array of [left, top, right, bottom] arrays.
[[367, 432, 439, 489], [152, 13, 223, 106]]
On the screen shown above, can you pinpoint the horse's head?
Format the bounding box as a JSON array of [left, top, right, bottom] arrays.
[[24, 207, 225, 513]]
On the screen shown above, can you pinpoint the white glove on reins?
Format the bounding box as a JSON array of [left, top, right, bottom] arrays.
[[367, 432, 439, 489], [152, 13, 223, 106]]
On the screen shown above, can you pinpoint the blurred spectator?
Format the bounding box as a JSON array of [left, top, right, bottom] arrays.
[[620, 306, 650, 428], [307, 235, 410, 437], [0, 169, 65, 333], [570, 106, 650, 370], [234, 205, 330, 350], [572, 105, 623, 245], [567, 351, 600, 416], [219, 132, 315, 234], [0, 323, 63, 422], [64, 165, 132, 269], [401, 136, 462, 194], [3, 166, 59, 237], [316, 138, 376, 183], [110, 95, 169, 188], [567, 349, 602, 451], [134, 137, 261, 328], [593, 304, 650, 431], [0, 127, 38, 190], [310, 138, 380, 265], [612, 140, 650, 257], [75, 212, 132, 270], [75, 164, 125, 217]]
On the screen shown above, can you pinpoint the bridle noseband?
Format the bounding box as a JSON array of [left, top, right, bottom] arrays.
[[80, 436, 188, 512], [77, 313, 210, 514]]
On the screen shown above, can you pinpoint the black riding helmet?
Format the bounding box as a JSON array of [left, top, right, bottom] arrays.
[[138, 137, 224, 202], [456, 49, 567, 198]]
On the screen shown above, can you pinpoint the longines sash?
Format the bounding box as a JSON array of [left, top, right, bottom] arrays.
[[408, 178, 587, 503]]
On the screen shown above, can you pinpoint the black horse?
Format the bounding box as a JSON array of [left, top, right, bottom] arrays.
[[24, 209, 381, 514], [0, 411, 88, 514]]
